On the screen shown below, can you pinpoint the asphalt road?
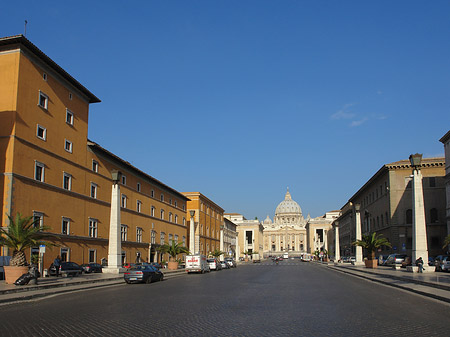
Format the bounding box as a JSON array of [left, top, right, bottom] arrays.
[[0, 260, 448, 336]]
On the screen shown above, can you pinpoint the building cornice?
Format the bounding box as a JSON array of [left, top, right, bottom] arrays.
[[439, 130, 450, 144], [0, 35, 100, 103]]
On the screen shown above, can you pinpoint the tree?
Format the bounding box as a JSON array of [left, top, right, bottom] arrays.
[[353, 232, 391, 260], [0, 213, 56, 266], [443, 234, 450, 250], [158, 240, 189, 261], [210, 249, 223, 258]]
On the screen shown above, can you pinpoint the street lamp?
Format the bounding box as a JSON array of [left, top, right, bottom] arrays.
[[189, 210, 196, 254], [409, 153, 422, 169], [111, 169, 122, 184], [354, 203, 363, 265]]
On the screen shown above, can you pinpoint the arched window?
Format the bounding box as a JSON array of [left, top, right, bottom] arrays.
[[406, 209, 412, 224]]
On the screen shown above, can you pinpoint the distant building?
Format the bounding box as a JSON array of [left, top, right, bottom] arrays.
[[333, 157, 446, 258], [224, 213, 263, 260], [222, 218, 237, 258], [182, 192, 224, 256]]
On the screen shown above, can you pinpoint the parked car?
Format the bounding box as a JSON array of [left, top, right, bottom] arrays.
[[220, 261, 230, 269], [428, 256, 435, 267], [123, 263, 135, 269], [124, 265, 164, 284], [207, 258, 222, 271], [434, 255, 450, 272], [383, 254, 407, 266], [376, 255, 389, 265], [81, 263, 103, 273], [49, 262, 83, 277], [225, 258, 237, 268]]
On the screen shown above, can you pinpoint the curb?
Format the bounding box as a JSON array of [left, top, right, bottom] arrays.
[[327, 264, 450, 304]]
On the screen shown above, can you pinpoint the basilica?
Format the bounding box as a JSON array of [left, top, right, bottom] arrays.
[[262, 189, 339, 258]]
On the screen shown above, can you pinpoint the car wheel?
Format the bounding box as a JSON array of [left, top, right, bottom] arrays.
[[145, 277, 151, 284], [125, 280, 131, 284]]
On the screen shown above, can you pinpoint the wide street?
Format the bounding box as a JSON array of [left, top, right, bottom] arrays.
[[0, 260, 448, 337]]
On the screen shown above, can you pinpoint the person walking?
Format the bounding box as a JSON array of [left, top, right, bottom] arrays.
[[53, 255, 61, 277], [416, 257, 424, 273]]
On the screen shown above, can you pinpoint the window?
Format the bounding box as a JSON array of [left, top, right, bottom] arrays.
[[69, 92, 73, 100], [168, 234, 173, 245], [88, 249, 96, 263], [36, 125, 46, 140], [429, 177, 436, 188], [169, 199, 172, 205], [121, 194, 127, 208], [62, 217, 70, 235], [33, 212, 43, 229], [174, 234, 178, 243], [89, 218, 98, 238], [183, 217, 186, 226], [121, 225, 128, 241], [137, 182, 141, 192], [121, 175, 126, 185], [65, 139, 73, 153], [137, 200, 142, 213], [63, 172, 72, 190], [34, 161, 44, 182], [151, 206, 155, 217], [43, 73, 47, 81], [182, 205, 185, 211], [38, 91, 48, 109], [169, 212, 173, 222], [406, 209, 413, 224], [430, 208, 438, 223], [175, 214, 178, 224], [151, 230, 156, 244], [92, 160, 98, 172], [160, 232, 165, 245], [160, 209, 165, 220], [160, 194, 164, 202], [151, 190, 154, 198], [182, 236, 186, 247], [66, 109, 74, 125], [174, 201, 178, 208], [90, 183, 97, 198], [60, 248, 69, 262]]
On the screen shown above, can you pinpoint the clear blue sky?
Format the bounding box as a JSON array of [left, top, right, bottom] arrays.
[[2, 1, 449, 219]]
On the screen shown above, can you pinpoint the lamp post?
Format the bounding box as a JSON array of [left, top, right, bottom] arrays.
[[189, 210, 196, 254], [334, 221, 340, 263], [354, 203, 364, 265], [409, 153, 430, 272], [220, 224, 224, 261], [105, 169, 123, 274]]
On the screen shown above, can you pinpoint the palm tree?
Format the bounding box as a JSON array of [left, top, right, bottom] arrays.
[[210, 249, 223, 259], [353, 232, 391, 260], [443, 234, 450, 250], [158, 240, 190, 262], [0, 213, 56, 266]]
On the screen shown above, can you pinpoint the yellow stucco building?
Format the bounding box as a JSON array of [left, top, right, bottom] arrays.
[[0, 35, 189, 269]]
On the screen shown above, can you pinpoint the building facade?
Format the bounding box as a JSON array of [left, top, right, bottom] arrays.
[[440, 130, 450, 244], [224, 213, 264, 260], [222, 218, 237, 258], [0, 35, 189, 269], [182, 192, 223, 256], [333, 157, 447, 259]]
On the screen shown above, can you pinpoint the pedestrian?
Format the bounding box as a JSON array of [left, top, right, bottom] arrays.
[[54, 255, 61, 277], [416, 257, 424, 273]]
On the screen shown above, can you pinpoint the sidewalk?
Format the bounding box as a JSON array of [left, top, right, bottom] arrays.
[[324, 262, 450, 303], [0, 268, 186, 305]]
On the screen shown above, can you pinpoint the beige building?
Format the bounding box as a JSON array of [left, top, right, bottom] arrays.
[[440, 130, 450, 243], [332, 157, 447, 259], [222, 218, 237, 258], [224, 213, 263, 260]]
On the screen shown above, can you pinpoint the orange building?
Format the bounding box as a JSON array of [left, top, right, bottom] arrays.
[[182, 192, 224, 256], [0, 35, 188, 268]]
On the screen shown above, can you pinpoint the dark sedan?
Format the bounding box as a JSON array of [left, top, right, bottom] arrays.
[[81, 263, 103, 273], [124, 265, 164, 284]]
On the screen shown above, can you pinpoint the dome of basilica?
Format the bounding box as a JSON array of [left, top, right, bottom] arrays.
[[275, 189, 302, 216]]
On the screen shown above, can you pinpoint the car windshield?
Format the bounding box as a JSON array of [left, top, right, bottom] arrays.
[[207, 259, 215, 262]]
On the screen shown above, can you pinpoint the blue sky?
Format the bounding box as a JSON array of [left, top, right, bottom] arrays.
[[2, 1, 449, 219]]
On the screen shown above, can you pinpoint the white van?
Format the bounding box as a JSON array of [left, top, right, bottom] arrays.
[[252, 253, 261, 263], [185, 255, 210, 273]]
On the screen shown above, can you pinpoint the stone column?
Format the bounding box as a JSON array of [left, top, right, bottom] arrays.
[[355, 204, 364, 265], [220, 226, 224, 261], [189, 213, 195, 254], [334, 223, 340, 262], [104, 182, 123, 274], [412, 168, 430, 268]]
